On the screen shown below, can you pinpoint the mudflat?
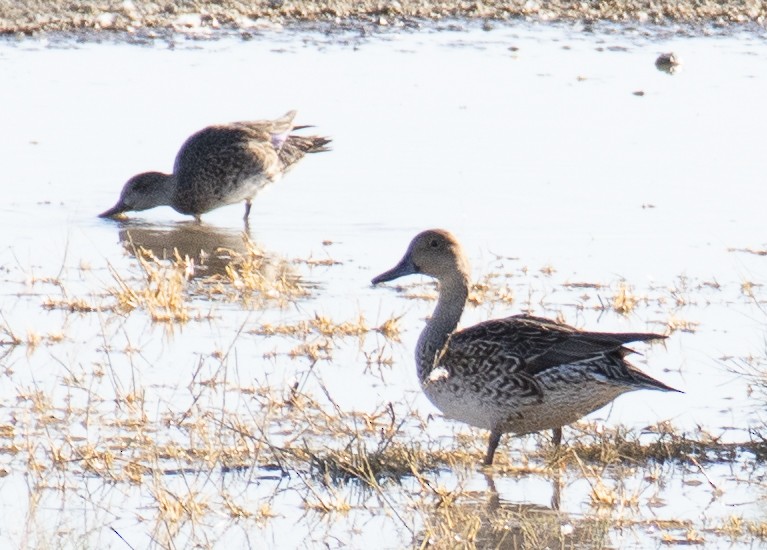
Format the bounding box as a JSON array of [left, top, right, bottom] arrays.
[[1, 0, 765, 35]]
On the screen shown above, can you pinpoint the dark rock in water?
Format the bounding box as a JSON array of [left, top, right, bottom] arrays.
[[655, 52, 681, 74]]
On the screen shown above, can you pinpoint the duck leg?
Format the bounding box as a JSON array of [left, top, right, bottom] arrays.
[[552, 427, 562, 448], [551, 468, 562, 511], [243, 199, 252, 221], [551, 428, 563, 509], [484, 428, 503, 466]]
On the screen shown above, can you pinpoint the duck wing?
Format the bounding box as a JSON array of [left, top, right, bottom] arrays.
[[442, 314, 665, 379], [232, 110, 297, 150]]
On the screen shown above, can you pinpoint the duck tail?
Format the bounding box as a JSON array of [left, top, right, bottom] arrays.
[[626, 364, 682, 393], [292, 135, 332, 154], [278, 135, 332, 171]]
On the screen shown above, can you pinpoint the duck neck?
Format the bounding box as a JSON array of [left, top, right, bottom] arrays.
[[153, 173, 176, 207], [130, 171, 176, 211], [415, 273, 469, 381]]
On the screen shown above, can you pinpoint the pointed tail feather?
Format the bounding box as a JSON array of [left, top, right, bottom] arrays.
[[626, 364, 682, 393], [289, 135, 332, 153], [279, 135, 332, 171]]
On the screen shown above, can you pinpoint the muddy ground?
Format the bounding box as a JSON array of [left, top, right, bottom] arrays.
[[1, 1, 765, 36]]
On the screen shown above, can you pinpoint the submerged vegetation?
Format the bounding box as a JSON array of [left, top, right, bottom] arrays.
[[1, 234, 766, 548], [40, 234, 311, 322]]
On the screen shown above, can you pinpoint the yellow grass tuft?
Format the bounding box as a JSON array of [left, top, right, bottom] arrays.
[[218, 235, 308, 305], [376, 315, 401, 340], [612, 282, 639, 314], [110, 247, 191, 322]]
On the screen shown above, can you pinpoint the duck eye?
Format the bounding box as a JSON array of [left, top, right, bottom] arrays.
[[429, 239, 439, 248]]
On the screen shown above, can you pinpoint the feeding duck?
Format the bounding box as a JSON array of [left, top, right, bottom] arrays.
[[99, 110, 330, 222]]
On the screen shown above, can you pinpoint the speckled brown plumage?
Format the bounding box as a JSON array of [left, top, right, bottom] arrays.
[[99, 111, 331, 222], [372, 229, 680, 465]]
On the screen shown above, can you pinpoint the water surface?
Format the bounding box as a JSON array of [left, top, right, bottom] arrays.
[[1, 21, 766, 549]]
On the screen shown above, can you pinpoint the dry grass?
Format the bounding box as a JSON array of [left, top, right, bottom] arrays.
[[216, 236, 310, 305], [561, 422, 761, 465], [36, 235, 310, 323], [665, 314, 699, 333], [110, 247, 193, 322], [414, 477, 615, 550], [467, 272, 517, 307], [728, 247, 767, 256], [2, 246, 767, 548], [2, 340, 765, 548], [41, 296, 102, 312], [611, 281, 640, 315], [250, 312, 400, 341]]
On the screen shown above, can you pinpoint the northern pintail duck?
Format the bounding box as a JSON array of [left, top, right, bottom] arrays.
[[372, 229, 679, 466], [99, 110, 331, 222]]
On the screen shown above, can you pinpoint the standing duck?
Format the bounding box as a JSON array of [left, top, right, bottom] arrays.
[[372, 229, 679, 466], [99, 110, 330, 222]]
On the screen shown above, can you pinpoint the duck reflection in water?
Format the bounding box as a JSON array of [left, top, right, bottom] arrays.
[[416, 471, 604, 549], [114, 220, 271, 279]]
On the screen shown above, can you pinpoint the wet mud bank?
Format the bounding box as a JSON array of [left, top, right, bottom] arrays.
[[2, 0, 766, 37]]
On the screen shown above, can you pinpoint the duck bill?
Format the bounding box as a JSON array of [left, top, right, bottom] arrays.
[[371, 254, 418, 285], [98, 203, 127, 219]]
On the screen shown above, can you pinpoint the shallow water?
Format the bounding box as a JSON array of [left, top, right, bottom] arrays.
[[1, 21, 767, 548]]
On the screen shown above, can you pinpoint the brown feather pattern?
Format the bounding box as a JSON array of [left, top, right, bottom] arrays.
[[372, 229, 680, 465], [99, 111, 331, 221]]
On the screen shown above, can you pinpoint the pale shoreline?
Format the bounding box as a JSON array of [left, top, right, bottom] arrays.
[[1, 0, 765, 36]]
